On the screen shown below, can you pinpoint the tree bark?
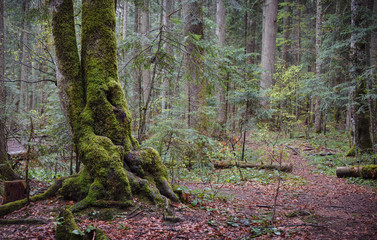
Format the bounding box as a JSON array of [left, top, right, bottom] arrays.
[[314, 0, 322, 133], [183, 0, 206, 130], [161, 0, 173, 111], [0, 0, 19, 181], [369, 0, 377, 153], [216, 0, 227, 125], [292, 0, 301, 65], [260, 0, 278, 105], [18, 0, 29, 113], [348, 0, 372, 154], [282, 0, 290, 66], [50, 0, 177, 210]]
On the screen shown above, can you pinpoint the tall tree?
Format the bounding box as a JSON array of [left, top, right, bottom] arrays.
[[282, 0, 291, 66], [260, 0, 278, 105], [50, 0, 177, 209], [314, 0, 322, 133], [216, 0, 227, 125], [0, 0, 19, 180], [348, 0, 372, 154], [183, 0, 206, 130], [161, 0, 173, 111], [18, 0, 29, 112]]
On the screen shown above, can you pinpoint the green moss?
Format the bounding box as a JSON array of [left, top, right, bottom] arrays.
[[55, 209, 82, 240], [361, 165, 377, 179], [59, 170, 91, 201], [346, 146, 356, 157]]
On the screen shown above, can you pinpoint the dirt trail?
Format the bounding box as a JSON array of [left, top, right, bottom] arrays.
[[180, 147, 377, 239], [1, 145, 377, 239]]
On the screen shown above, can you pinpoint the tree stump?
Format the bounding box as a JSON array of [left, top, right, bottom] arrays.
[[2, 180, 26, 204]]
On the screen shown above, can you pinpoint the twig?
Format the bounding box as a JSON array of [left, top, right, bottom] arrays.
[[285, 145, 300, 155]]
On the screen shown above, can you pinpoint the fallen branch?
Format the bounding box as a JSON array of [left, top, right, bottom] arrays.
[[213, 161, 293, 173], [0, 218, 48, 225], [309, 152, 336, 156], [336, 165, 377, 179], [285, 146, 300, 155]]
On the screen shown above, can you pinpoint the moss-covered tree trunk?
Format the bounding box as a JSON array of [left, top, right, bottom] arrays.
[[50, 0, 177, 210]]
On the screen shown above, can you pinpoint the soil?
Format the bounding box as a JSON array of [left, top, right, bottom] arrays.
[[0, 142, 377, 239]]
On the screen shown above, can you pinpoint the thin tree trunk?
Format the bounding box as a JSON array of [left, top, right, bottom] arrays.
[[18, 0, 29, 112], [161, 0, 173, 111], [282, 0, 290, 66], [216, 0, 226, 125], [314, 0, 322, 133], [293, 0, 301, 65]]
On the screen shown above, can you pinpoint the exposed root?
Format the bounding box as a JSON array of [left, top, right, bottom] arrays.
[[56, 209, 109, 240]]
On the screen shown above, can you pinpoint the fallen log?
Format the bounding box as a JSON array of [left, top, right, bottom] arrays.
[[336, 165, 377, 179], [212, 161, 293, 172]]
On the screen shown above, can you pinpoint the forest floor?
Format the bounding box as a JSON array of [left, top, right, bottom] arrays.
[[1, 139, 377, 239]]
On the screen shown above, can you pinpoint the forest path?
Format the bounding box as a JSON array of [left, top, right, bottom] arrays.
[[179, 141, 377, 239], [1, 142, 377, 239]]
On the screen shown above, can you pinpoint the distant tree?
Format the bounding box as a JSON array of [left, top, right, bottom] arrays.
[[0, 0, 19, 180], [314, 0, 322, 133]]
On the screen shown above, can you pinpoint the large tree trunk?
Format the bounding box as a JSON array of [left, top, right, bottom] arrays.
[[348, 0, 372, 155], [0, 0, 19, 181], [314, 0, 322, 133], [50, 0, 177, 210], [260, 0, 278, 106], [369, 0, 377, 153], [216, 0, 227, 126], [183, 0, 206, 131]]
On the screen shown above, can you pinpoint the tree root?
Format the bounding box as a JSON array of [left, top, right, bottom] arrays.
[[56, 209, 109, 240]]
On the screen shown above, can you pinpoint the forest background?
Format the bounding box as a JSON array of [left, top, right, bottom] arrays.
[[0, 0, 376, 238]]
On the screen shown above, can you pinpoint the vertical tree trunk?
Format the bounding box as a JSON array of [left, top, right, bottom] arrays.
[[50, 0, 177, 208], [216, 0, 227, 125], [282, 0, 290, 66], [293, 0, 301, 65], [141, 0, 151, 105], [369, 0, 377, 153], [0, 0, 19, 180], [183, 0, 206, 130], [161, 0, 173, 111], [314, 0, 322, 133], [348, 0, 372, 155], [260, 0, 278, 105], [18, 0, 29, 113], [122, 1, 128, 41]]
